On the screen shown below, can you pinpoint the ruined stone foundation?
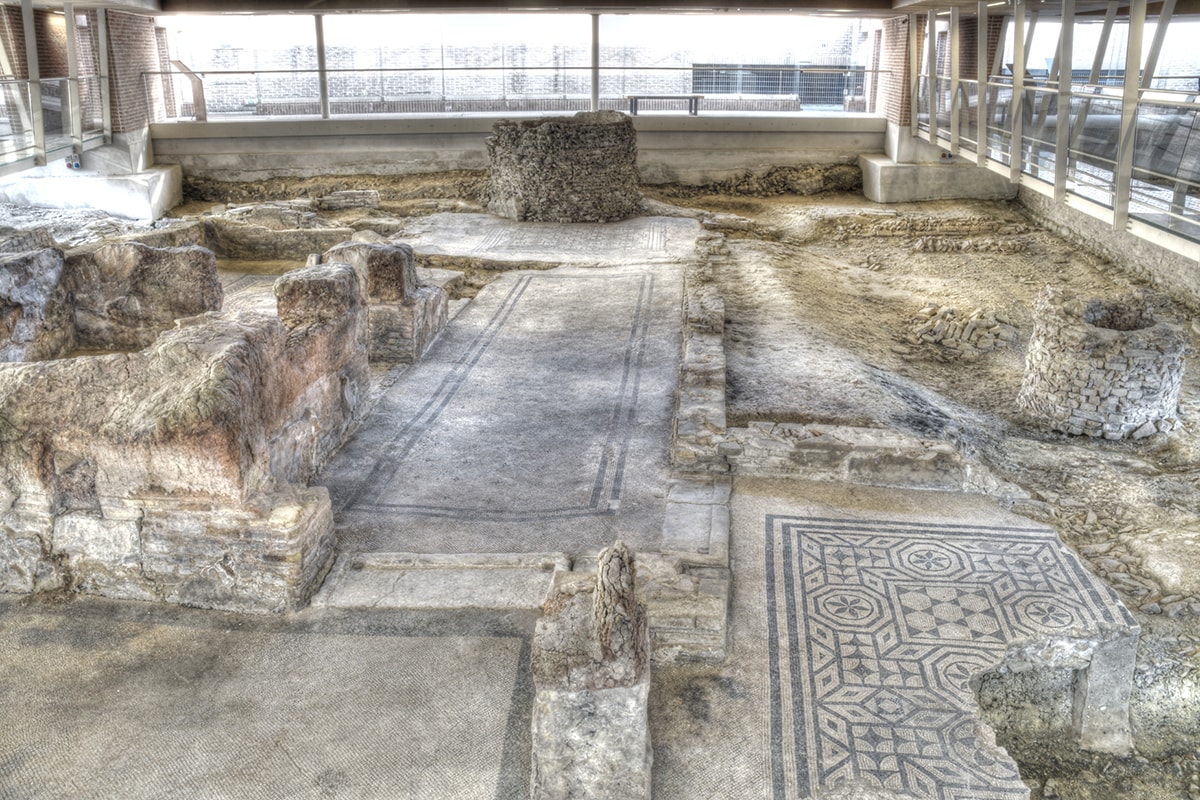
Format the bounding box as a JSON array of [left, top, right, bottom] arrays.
[[485, 111, 642, 223], [1017, 286, 1188, 439]]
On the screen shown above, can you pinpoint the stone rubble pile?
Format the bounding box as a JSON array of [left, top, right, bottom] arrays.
[[911, 236, 1027, 253], [1017, 286, 1188, 439], [906, 303, 1018, 359], [827, 212, 1028, 242]]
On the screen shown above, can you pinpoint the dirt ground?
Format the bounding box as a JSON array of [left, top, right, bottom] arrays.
[[642, 187, 1200, 800], [3, 170, 1198, 798]]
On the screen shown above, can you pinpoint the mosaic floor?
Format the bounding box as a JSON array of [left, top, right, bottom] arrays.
[[764, 513, 1138, 799]]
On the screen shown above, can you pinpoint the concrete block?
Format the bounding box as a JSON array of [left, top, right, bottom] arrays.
[[0, 164, 182, 221], [860, 154, 1017, 204]]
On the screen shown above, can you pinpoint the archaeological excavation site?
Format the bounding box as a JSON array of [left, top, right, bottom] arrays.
[[1, 3, 1200, 800]]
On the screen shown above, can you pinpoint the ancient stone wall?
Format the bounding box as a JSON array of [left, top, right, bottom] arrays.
[[65, 242, 224, 350], [322, 241, 447, 364], [485, 111, 642, 223], [0, 262, 368, 612], [1017, 287, 1188, 439], [0, 242, 223, 361], [0, 248, 75, 362]]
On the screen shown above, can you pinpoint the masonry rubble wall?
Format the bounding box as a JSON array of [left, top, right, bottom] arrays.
[[65, 242, 224, 350], [1017, 286, 1188, 440], [485, 111, 642, 223], [0, 262, 369, 612]]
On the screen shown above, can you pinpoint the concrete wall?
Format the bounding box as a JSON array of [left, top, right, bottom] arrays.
[[148, 113, 887, 185]]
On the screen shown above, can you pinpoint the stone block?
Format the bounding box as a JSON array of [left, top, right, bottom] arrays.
[[66, 241, 223, 350], [274, 262, 361, 328], [324, 241, 418, 302], [860, 153, 1018, 203], [531, 542, 652, 799]]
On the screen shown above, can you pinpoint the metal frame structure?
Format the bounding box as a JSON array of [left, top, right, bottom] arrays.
[[913, 0, 1200, 259]]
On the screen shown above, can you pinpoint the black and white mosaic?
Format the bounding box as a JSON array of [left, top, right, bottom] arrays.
[[765, 514, 1138, 799]]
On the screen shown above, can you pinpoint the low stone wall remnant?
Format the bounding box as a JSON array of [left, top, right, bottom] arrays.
[[0, 262, 369, 612], [531, 541, 652, 800], [1017, 286, 1188, 439], [485, 111, 642, 223], [321, 241, 447, 364]]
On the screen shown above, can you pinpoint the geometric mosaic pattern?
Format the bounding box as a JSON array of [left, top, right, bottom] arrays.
[[765, 514, 1138, 799]]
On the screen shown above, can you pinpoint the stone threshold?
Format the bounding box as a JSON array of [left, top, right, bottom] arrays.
[[312, 475, 733, 665]]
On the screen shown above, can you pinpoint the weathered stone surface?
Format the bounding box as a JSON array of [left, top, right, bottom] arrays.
[[0, 262, 368, 611], [65, 242, 223, 350], [0, 226, 56, 254], [366, 285, 447, 364], [531, 541, 652, 800], [1127, 529, 1200, 595], [224, 203, 332, 230], [0, 247, 75, 361], [1017, 286, 1188, 439], [485, 111, 642, 223], [274, 262, 359, 327], [316, 190, 380, 211], [204, 216, 355, 260], [323, 241, 418, 301]]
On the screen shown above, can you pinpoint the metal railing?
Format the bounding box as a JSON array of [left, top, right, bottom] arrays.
[[143, 64, 888, 121], [0, 74, 106, 170], [921, 61, 1200, 246]]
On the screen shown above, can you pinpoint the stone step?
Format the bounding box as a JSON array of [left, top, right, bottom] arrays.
[[311, 551, 568, 611]]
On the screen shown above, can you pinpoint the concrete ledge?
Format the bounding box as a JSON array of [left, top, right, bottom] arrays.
[[860, 153, 1017, 203], [0, 164, 182, 221], [149, 114, 886, 184]]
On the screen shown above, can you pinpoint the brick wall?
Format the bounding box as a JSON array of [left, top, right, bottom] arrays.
[[106, 11, 166, 133], [0, 6, 27, 79], [959, 16, 978, 80], [880, 15, 925, 126], [35, 10, 68, 78]]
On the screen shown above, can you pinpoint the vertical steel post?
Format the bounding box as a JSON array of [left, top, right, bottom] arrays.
[[21, 0, 43, 164], [1055, 0, 1075, 200], [909, 12, 921, 135], [63, 4, 82, 151], [977, 1, 988, 166], [1011, 0, 1026, 181], [591, 13, 600, 112], [950, 6, 961, 152], [1113, 0, 1146, 228], [97, 8, 111, 141], [927, 10, 939, 142], [315, 14, 329, 120]]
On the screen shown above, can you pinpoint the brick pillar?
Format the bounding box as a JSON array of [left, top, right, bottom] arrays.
[[960, 15, 979, 81], [105, 10, 165, 133], [880, 14, 926, 127]]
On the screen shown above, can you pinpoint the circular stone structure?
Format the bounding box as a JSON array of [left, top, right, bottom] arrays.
[[1017, 286, 1187, 439], [484, 110, 641, 223]]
